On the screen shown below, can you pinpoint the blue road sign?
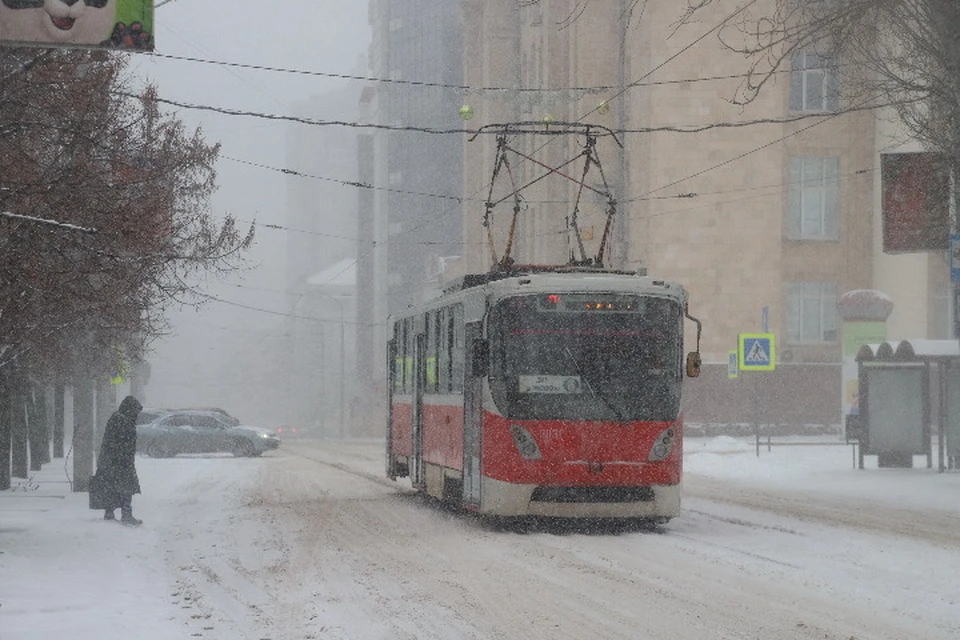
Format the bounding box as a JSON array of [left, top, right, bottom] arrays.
[[739, 333, 776, 371]]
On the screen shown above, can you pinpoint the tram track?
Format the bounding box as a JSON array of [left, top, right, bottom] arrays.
[[280, 441, 413, 492], [138, 442, 959, 639], [283, 442, 960, 548]]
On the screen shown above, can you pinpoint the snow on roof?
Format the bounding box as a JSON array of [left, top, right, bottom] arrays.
[[841, 288, 894, 303], [860, 339, 960, 360]]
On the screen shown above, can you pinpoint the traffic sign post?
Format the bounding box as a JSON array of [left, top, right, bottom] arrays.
[[738, 332, 776, 456]]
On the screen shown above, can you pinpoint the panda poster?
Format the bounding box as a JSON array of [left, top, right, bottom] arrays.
[[0, 0, 153, 51]]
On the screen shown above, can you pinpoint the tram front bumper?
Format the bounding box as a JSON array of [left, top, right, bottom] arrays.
[[481, 477, 682, 519]]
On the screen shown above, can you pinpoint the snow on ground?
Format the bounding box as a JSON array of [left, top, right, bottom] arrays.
[[1, 436, 958, 639]]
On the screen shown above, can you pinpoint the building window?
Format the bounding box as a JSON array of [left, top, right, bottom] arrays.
[[790, 51, 839, 112], [785, 282, 838, 343], [787, 156, 839, 240]]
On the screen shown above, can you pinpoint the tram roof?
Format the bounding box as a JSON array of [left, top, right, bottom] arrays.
[[442, 267, 687, 299]]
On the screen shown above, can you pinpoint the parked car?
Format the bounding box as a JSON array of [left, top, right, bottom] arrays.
[[136, 407, 172, 426], [136, 410, 280, 458], [180, 406, 241, 426]]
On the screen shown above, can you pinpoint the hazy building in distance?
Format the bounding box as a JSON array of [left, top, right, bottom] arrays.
[[284, 77, 364, 435], [356, 0, 465, 429]]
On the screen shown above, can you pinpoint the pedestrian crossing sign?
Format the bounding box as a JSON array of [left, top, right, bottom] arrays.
[[738, 333, 776, 371]]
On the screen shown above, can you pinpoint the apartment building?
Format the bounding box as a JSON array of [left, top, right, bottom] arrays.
[[458, 0, 948, 426], [353, 1, 948, 428]]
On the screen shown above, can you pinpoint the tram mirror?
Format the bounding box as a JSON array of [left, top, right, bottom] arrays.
[[686, 352, 702, 378], [472, 339, 489, 377]]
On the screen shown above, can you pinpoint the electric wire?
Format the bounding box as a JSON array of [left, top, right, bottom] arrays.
[[143, 51, 795, 94]]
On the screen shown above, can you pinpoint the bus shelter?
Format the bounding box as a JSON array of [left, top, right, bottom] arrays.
[[853, 340, 960, 471]]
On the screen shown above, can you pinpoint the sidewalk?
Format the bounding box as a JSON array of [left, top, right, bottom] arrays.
[[1, 461, 76, 528], [1, 459, 183, 640]]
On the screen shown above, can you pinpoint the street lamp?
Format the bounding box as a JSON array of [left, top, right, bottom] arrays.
[[292, 295, 326, 434], [315, 292, 347, 439]]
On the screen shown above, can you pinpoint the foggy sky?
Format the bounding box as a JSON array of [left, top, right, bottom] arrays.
[[129, 2, 371, 425]]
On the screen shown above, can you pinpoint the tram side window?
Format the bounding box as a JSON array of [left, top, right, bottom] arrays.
[[398, 318, 414, 394], [406, 318, 415, 393], [394, 319, 407, 393], [450, 304, 464, 393], [436, 308, 449, 393], [426, 311, 439, 394], [393, 320, 403, 392]]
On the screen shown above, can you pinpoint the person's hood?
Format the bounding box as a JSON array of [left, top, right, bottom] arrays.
[[119, 395, 143, 417]]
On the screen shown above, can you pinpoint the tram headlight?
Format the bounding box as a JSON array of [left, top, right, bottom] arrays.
[[510, 424, 542, 460], [648, 427, 676, 462]]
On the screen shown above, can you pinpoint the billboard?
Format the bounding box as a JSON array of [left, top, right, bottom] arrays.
[[881, 152, 950, 253], [0, 0, 153, 51]]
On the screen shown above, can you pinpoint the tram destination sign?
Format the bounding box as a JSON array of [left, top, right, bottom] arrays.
[[518, 375, 583, 394]]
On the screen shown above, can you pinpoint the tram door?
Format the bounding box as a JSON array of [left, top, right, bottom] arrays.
[[462, 322, 483, 506], [411, 332, 426, 488]]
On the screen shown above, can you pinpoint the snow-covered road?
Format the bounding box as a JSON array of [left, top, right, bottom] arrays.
[[3, 438, 958, 639], [157, 441, 960, 639]]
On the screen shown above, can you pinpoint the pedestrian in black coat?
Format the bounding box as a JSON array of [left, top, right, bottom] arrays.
[[97, 395, 143, 526]]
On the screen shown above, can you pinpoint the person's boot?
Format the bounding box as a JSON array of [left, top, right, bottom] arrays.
[[104, 510, 116, 521], [120, 508, 142, 526]]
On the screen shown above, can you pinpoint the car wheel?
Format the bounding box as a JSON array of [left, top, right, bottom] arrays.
[[231, 439, 255, 457]]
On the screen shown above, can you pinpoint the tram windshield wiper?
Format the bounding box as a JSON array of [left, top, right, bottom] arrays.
[[562, 346, 627, 423]]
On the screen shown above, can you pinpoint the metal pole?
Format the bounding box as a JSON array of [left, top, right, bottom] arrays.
[[339, 306, 345, 438], [315, 292, 347, 439]]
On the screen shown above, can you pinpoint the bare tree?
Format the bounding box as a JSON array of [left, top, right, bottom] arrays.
[[0, 48, 254, 381], [677, 0, 960, 159]]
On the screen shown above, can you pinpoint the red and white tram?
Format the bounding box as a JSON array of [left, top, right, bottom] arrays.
[[387, 266, 702, 522]]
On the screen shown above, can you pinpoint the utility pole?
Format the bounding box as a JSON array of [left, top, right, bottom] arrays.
[[53, 383, 65, 459], [72, 377, 95, 492], [0, 371, 11, 490], [10, 374, 28, 479]]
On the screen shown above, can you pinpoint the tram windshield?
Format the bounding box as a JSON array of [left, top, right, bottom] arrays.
[[488, 293, 683, 421]]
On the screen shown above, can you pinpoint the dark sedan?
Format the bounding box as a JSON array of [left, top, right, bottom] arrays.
[[136, 410, 280, 458]]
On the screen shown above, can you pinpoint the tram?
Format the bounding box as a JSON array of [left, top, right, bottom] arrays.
[[386, 122, 702, 521], [386, 267, 702, 521]]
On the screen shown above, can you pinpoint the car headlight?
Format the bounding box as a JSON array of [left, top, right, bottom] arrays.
[[648, 427, 676, 462]]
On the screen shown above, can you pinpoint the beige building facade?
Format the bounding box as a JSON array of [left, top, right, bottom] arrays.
[[458, 0, 946, 378]]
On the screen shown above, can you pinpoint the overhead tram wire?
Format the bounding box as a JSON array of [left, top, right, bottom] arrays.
[[142, 51, 794, 95], [218, 1, 759, 294], [223, 161, 878, 245], [579, 0, 760, 121], [110, 89, 867, 139], [192, 289, 377, 329], [625, 93, 911, 203], [306, 2, 764, 291], [223, 155, 463, 202]]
